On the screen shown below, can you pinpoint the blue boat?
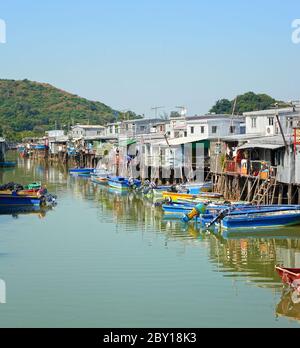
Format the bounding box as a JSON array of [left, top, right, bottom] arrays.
[[108, 176, 141, 190], [221, 208, 300, 230], [0, 194, 41, 207], [69, 168, 94, 176], [0, 162, 17, 168]]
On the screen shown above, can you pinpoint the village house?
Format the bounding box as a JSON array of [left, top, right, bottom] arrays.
[[210, 105, 300, 204], [70, 125, 106, 138]]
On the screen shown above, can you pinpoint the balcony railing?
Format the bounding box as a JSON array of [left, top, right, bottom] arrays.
[[224, 160, 277, 179]]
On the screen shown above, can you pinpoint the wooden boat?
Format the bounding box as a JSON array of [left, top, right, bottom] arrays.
[[0, 161, 17, 168], [108, 176, 141, 190], [276, 266, 300, 286]]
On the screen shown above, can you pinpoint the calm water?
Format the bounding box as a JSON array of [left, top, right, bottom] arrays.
[[0, 154, 300, 328]]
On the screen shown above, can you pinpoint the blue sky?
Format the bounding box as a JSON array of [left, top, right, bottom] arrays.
[[0, 0, 299, 116]]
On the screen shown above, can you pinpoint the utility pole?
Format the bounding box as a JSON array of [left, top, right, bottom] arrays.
[[274, 103, 288, 153]]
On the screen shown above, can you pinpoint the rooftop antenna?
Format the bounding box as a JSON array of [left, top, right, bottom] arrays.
[[175, 106, 187, 117], [151, 106, 165, 119]]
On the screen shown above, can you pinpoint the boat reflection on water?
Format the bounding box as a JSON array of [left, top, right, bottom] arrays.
[[0, 205, 52, 219], [276, 287, 300, 323], [220, 227, 300, 241]]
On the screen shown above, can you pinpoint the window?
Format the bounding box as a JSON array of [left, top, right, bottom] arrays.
[[212, 126, 217, 134], [160, 126, 164, 132], [251, 117, 257, 128], [190, 127, 194, 134], [140, 126, 146, 132], [268, 117, 274, 126], [97, 131, 102, 135], [125, 124, 129, 131], [115, 126, 119, 134], [230, 126, 236, 134], [184, 131, 187, 137], [201, 126, 205, 134], [110, 126, 113, 134]]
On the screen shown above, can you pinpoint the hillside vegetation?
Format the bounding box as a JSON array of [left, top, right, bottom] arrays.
[[0, 79, 139, 140]]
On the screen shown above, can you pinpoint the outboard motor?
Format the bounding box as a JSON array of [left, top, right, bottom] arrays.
[[182, 203, 207, 223]]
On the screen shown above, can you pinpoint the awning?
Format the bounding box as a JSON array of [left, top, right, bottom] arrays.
[[238, 143, 285, 150], [118, 139, 137, 147]]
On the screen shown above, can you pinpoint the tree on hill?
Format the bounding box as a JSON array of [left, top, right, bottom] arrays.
[[209, 92, 288, 115]]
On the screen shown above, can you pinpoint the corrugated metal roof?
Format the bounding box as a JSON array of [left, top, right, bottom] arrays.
[[238, 143, 284, 150]]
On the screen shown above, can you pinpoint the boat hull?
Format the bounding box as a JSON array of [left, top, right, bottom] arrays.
[[69, 168, 94, 176], [0, 194, 41, 206], [221, 211, 300, 230], [162, 191, 223, 202]]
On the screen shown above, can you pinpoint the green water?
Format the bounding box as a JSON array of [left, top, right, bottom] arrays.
[[0, 156, 300, 328]]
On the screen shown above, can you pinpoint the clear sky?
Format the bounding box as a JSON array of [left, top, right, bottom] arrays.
[[0, 0, 300, 117]]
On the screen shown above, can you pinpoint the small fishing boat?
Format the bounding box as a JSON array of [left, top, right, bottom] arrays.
[[69, 168, 94, 176], [0, 193, 42, 207], [162, 191, 223, 202], [276, 266, 300, 286], [183, 182, 213, 194], [221, 208, 300, 230], [108, 176, 141, 190], [0, 161, 17, 168]]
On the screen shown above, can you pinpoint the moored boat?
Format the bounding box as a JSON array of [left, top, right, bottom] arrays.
[[69, 168, 94, 176], [108, 176, 141, 190], [162, 191, 223, 202], [221, 208, 300, 230], [0, 193, 42, 207]]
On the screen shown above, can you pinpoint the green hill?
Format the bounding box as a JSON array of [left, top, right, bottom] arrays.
[[0, 79, 139, 141], [210, 92, 290, 115]]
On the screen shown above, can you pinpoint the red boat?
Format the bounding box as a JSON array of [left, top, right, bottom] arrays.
[[276, 266, 300, 287]]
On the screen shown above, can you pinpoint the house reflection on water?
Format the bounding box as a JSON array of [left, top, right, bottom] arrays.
[[67, 180, 300, 324]]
